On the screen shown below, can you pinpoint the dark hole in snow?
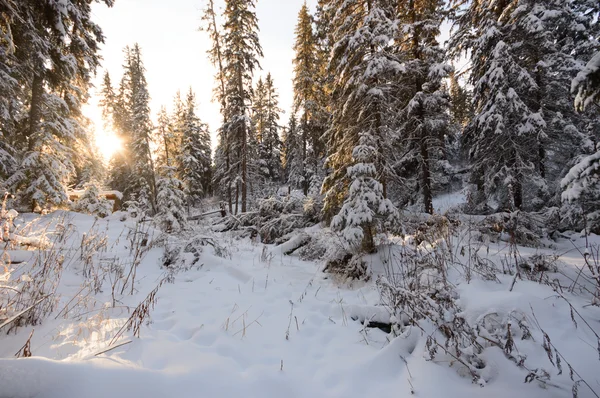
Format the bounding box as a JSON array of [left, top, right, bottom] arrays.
[[351, 316, 392, 334]]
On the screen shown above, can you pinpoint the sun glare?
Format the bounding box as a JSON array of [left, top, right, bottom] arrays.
[[95, 129, 122, 161]]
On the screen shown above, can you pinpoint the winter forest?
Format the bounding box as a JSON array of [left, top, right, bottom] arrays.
[[1, 0, 600, 397]]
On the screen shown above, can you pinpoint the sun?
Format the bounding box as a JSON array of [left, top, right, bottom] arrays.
[[94, 128, 122, 161]]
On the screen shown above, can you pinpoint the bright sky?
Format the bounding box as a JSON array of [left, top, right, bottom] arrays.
[[87, 0, 318, 159]]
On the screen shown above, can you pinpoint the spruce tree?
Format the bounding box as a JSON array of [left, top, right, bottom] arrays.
[[323, 0, 400, 251], [292, 3, 323, 195], [202, 0, 231, 211], [155, 166, 188, 233], [181, 89, 212, 205], [220, 0, 263, 213], [393, 0, 452, 214], [282, 113, 304, 191], [3, 0, 113, 210], [253, 74, 282, 186], [323, 0, 400, 223], [105, 44, 157, 214]]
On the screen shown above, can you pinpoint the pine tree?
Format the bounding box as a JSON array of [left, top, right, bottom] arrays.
[[393, 0, 452, 214], [155, 106, 174, 169], [155, 166, 188, 233], [3, 0, 113, 210], [450, 0, 599, 212], [253, 74, 282, 186], [323, 0, 401, 224], [105, 44, 157, 214], [181, 89, 212, 205], [282, 113, 304, 191], [332, 132, 397, 254], [220, 0, 263, 214], [292, 3, 323, 195], [73, 182, 113, 218], [202, 0, 231, 212]]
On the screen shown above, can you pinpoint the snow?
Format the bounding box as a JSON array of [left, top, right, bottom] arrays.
[[432, 190, 467, 213], [1, 210, 600, 398]]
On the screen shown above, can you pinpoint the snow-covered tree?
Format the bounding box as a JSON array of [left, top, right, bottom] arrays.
[[292, 3, 327, 195], [211, 0, 263, 214], [253, 74, 282, 186], [181, 89, 212, 204], [2, 0, 113, 210], [105, 44, 156, 214], [323, 0, 400, 222], [450, 0, 600, 212], [155, 166, 188, 233], [332, 132, 397, 254], [282, 113, 304, 191], [202, 0, 231, 211], [393, 0, 453, 214]]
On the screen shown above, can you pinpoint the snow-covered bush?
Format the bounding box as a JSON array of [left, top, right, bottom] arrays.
[[72, 183, 113, 218]]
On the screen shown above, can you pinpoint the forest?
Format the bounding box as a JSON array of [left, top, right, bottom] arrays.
[[0, 0, 600, 397]]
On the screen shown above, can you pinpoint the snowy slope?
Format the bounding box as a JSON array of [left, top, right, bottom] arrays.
[[0, 211, 599, 398]]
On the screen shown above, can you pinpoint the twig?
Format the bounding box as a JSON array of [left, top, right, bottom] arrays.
[[93, 340, 132, 357]]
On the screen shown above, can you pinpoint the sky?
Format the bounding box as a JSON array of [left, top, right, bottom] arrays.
[[86, 0, 318, 157]]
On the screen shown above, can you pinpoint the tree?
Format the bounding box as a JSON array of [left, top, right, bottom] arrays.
[[450, 0, 600, 212], [292, 3, 325, 195], [2, 0, 113, 210], [154, 106, 174, 169], [105, 44, 157, 214], [282, 113, 304, 191], [253, 74, 282, 186], [220, 0, 263, 214], [323, 0, 401, 224], [154, 166, 188, 233], [202, 0, 231, 212], [573, 52, 600, 111], [181, 89, 212, 205], [73, 182, 113, 218], [392, 0, 453, 214], [332, 132, 397, 254]]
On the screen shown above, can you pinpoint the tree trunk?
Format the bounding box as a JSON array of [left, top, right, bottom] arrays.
[[420, 137, 433, 214], [28, 73, 44, 151], [361, 223, 375, 254]]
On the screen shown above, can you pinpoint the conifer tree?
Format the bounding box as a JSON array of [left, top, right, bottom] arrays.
[[253, 74, 282, 185], [220, 0, 263, 214], [292, 3, 323, 195], [3, 0, 113, 210], [282, 113, 304, 191], [323, 0, 401, 223], [393, 0, 452, 214], [105, 44, 157, 214], [181, 89, 212, 205], [323, 0, 400, 251], [155, 166, 188, 233], [155, 106, 174, 170], [202, 0, 231, 212], [332, 132, 397, 254], [451, 0, 599, 212]]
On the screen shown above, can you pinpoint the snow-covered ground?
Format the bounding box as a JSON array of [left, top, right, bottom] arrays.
[[1, 211, 599, 398]]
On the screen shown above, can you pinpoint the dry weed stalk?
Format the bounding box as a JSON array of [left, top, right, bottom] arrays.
[[109, 277, 167, 345]]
